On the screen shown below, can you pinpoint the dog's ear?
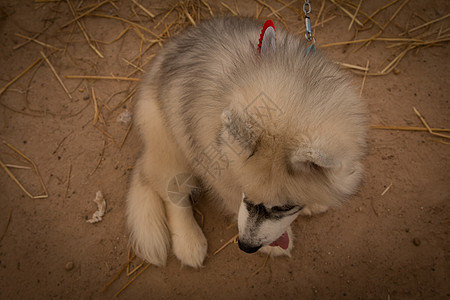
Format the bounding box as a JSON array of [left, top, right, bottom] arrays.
[[289, 139, 336, 172], [258, 20, 276, 56], [221, 109, 259, 154]]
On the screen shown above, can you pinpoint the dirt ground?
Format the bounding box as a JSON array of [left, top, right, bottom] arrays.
[[0, 0, 449, 299]]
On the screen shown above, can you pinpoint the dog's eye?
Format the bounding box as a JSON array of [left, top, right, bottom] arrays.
[[271, 205, 297, 212], [247, 149, 256, 160]]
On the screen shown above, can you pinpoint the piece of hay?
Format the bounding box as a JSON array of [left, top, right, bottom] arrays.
[[182, 4, 197, 26], [154, 5, 177, 29], [365, 0, 410, 46], [314, 0, 326, 27], [406, 13, 449, 34], [251, 253, 270, 276], [0, 58, 42, 96], [362, 0, 401, 25], [131, 0, 155, 18], [267, 0, 297, 17], [114, 88, 137, 111], [86, 191, 106, 224], [330, 0, 363, 27], [0, 208, 13, 243], [4, 164, 31, 169], [64, 164, 72, 199], [15, 33, 62, 51], [213, 233, 239, 255], [338, 62, 369, 71], [413, 107, 450, 139], [360, 60, 370, 96], [221, 2, 238, 16], [101, 253, 136, 293], [381, 183, 393, 196], [119, 122, 133, 150], [369, 125, 450, 132], [348, 0, 362, 30], [91, 87, 99, 125], [66, 0, 104, 58], [273, 0, 301, 15], [126, 261, 143, 277], [380, 45, 412, 74], [0, 141, 48, 199], [200, 0, 214, 17], [61, 0, 111, 28], [226, 222, 236, 230], [88, 14, 161, 39], [95, 27, 132, 45], [89, 139, 107, 175], [193, 207, 205, 228], [65, 75, 140, 81], [40, 51, 73, 100], [121, 58, 145, 73], [114, 263, 151, 297], [255, 0, 288, 29]]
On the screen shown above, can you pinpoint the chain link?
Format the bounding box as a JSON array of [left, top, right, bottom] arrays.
[[303, 0, 315, 43]]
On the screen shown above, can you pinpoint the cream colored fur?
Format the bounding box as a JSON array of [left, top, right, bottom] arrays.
[[126, 17, 367, 267], [126, 87, 207, 268]]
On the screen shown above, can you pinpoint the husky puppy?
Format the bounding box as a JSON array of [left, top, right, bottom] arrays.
[[127, 17, 367, 268]]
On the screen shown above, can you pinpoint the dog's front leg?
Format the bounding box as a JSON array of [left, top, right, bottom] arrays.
[[163, 182, 207, 268]]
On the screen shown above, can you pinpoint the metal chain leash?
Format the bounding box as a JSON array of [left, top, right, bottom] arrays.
[[303, 0, 316, 54], [303, 0, 314, 42]]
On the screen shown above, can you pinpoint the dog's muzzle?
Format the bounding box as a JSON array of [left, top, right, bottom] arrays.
[[238, 239, 261, 254]]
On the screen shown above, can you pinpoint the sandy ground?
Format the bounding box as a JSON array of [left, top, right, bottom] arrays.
[[0, 0, 449, 299]]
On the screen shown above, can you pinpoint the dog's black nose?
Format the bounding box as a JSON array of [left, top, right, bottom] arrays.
[[238, 240, 261, 254]]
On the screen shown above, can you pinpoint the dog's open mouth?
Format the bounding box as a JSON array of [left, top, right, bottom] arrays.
[[269, 231, 289, 249]]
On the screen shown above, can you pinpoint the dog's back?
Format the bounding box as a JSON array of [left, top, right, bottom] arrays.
[[143, 17, 366, 211]]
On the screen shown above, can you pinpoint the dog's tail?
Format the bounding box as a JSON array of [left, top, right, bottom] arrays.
[[126, 163, 170, 266]]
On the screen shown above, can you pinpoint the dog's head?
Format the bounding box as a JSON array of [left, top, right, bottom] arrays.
[[218, 80, 366, 253], [237, 193, 303, 253], [216, 25, 366, 253]]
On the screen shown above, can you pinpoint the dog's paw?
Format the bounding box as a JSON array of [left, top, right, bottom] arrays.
[[259, 244, 292, 257], [129, 223, 170, 267], [300, 203, 329, 216], [171, 223, 208, 268]]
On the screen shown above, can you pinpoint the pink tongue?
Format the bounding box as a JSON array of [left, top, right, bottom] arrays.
[[269, 231, 289, 249]]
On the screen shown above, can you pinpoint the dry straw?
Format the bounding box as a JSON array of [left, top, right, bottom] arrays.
[[131, 0, 155, 18], [369, 125, 450, 133], [40, 51, 73, 100], [65, 75, 140, 81], [15, 33, 62, 51], [213, 233, 239, 255], [381, 183, 393, 196], [66, 0, 104, 58], [101, 253, 136, 292], [0, 209, 13, 243], [0, 141, 48, 199], [91, 87, 100, 125], [89, 139, 106, 176], [114, 263, 150, 297], [0, 58, 42, 96], [413, 107, 450, 140], [64, 164, 72, 199]]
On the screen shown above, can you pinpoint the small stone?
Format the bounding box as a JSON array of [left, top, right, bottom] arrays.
[[413, 238, 421, 246], [393, 68, 400, 75], [65, 262, 74, 271]]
